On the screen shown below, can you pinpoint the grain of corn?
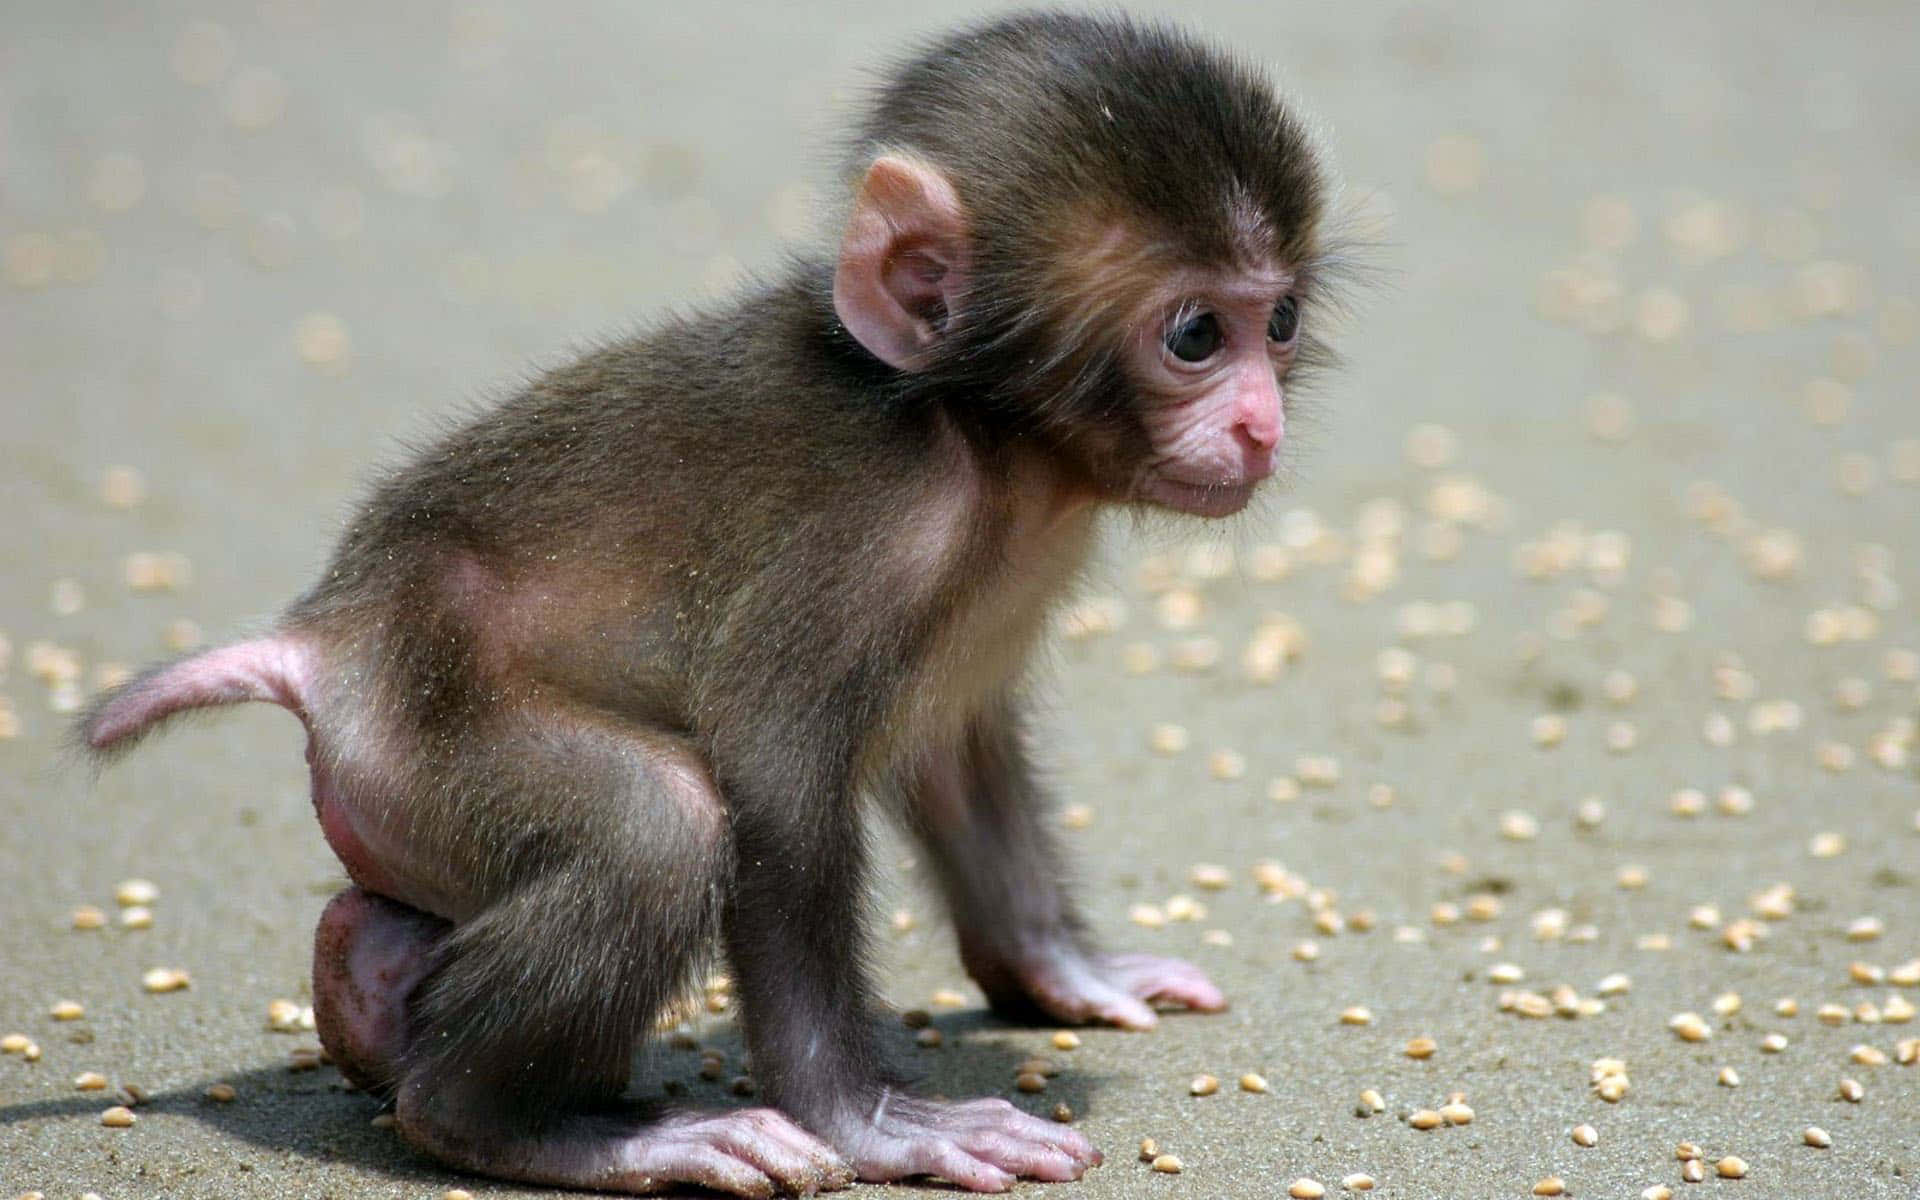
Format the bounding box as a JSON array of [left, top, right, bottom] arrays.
[[1838, 1077, 1863, 1101], [120, 906, 154, 930], [1150, 1154, 1182, 1174], [205, 1082, 236, 1102], [1016, 1072, 1047, 1093], [100, 1106, 136, 1128], [1439, 1102, 1473, 1125], [1052, 1030, 1081, 1051], [1804, 1126, 1831, 1148], [444, 1191, 475, 1200], [1239, 1072, 1269, 1093], [1715, 1156, 1748, 1179], [1289, 1180, 1326, 1199], [1357, 1088, 1385, 1115], [1681, 1159, 1706, 1184], [142, 968, 190, 993], [1189, 1074, 1219, 1096], [1138, 1138, 1160, 1161], [74, 1071, 108, 1090], [1339, 1006, 1372, 1026], [71, 905, 107, 931], [1409, 1109, 1443, 1130], [1532, 1177, 1566, 1197], [50, 1001, 84, 1021], [1717, 1067, 1740, 1087], [1669, 1012, 1711, 1042], [1404, 1036, 1437, 1060], [1760, 1033, 1788, 1053], [114, 879, 158, 907], [1052, 1102, 1074, 1122], [914, 1027, 942, 1047], [1571, 1123, 1598, 1147], [1643, 1188, 1673, 1200]]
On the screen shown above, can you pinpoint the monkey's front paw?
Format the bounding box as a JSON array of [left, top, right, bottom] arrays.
[[989, 946, 1227, 1031], [829, 1094, 1100, 1192]]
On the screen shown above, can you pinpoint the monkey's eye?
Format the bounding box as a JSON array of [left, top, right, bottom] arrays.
[[1267, 296, 1300, 344], [1164, 312, 1223, 363]]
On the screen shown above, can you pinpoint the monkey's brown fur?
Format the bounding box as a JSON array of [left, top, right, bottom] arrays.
[[82, 12, 1335, 1195]]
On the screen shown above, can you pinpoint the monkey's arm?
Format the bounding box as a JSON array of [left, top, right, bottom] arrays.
[[906, 700, 1226, 1030], [711, 688, 1099, 1190]]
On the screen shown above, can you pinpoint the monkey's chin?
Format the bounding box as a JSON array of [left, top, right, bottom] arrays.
[[1142, 477, 1259, 518]]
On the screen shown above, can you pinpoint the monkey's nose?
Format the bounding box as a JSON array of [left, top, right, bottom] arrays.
[[1233, 429, 1278, 482]]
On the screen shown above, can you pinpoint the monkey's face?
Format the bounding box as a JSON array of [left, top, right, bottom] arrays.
[[1125, 271, 1298, 518]]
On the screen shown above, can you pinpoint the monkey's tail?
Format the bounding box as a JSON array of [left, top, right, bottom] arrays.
[[78, 635, 313, 758]]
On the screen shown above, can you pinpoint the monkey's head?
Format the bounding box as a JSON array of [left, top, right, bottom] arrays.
[[833, 12, 1334, 518]]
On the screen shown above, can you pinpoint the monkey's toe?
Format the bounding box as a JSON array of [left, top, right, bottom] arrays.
[[830, 1094, 1099, 1192]]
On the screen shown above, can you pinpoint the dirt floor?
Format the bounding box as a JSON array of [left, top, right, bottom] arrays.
[[3, 1, 1918, 1197]]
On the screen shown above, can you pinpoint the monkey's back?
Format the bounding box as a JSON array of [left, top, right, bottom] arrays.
[[284, 266, 953, 741]]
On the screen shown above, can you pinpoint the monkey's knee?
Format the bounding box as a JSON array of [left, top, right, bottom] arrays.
[[312, 886, 447, 1096]]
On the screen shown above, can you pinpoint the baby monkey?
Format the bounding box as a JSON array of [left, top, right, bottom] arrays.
[[83, 12, 1335, 1196]]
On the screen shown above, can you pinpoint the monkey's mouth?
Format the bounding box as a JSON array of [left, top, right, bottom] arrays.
[[1142, 475, 1259, 518]]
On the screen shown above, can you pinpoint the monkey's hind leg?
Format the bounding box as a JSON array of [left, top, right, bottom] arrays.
[[382, 723, 853, 1197]]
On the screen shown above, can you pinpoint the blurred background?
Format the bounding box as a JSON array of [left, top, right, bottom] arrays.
[[3, 2, 1917, 1197]]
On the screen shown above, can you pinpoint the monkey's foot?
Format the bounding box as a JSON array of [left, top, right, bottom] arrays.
[[397, 1098, 855, 1198], [972, 943, 1227, 1031], [825, 1093, 1100, 1192], [312, 886, 447, 1095]]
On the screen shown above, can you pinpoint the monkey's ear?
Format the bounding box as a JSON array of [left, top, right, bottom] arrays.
[[833, 155, 969, 372]]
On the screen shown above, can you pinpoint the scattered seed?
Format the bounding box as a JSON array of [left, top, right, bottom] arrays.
[[1409, 1109, 1444, 1130], [1189, 1074, 1219, 1096], [74, 1071, 108, 1090], [1669, 1012, 1711, 1042], [114, 879, 159, 907], [1440, 1102, 1474, 1126], [1572, 1123, 1598, 1147], [1761, 1033, 1789, 1053], [1838, 1077, 1863, 1102], [1681, 1159, 1706, 1183], [930, 989, 968, 1008], [1239, 1073, 1269, 1093], [1052, 1102, 1074, 1122], [1532, 1177, 1566, 1197], [1052, 1030, 1081, 1051], [1715, 1156, 1748, 1179], [1138, 1138, 1160, 1161], [100, 1106, 137, 1127], [49, 1001, 84, 1022], [1290, 1180, 1326, 1199], [1644, 1187, 1673, 1200], [141, 968, 190, 994], [1804, 1126, 1831, 1148], [1150, 1154, 1183, 1174], [444, 1191, 475, 1200], [1718, 1067, 1740, 1087], [205, 1082, 236, 1102], [1339, 1006, 1373, 1026], [1016, 1072, 1047, 1093], [1148, 723, 1190, 755], [1357, 1088, 1386, 1115], [914, 1028, 942, 1048], [71, 906, 107, 931], [120, 907, 154, 930], [1404, 1036, 1437, 1060]]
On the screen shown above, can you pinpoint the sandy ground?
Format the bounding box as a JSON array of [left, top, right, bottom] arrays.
[[4, 2, 1919, 1197]]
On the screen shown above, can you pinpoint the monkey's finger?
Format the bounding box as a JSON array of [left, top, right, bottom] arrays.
[[1090, 992, 1160, 1030], [947, 1099, 1100, 1165], [877, 1138, 1016, 1193], [947, 1131, 1087, 1182]]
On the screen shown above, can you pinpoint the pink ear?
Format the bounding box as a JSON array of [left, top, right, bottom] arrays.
[[832, 156, 969, 371]]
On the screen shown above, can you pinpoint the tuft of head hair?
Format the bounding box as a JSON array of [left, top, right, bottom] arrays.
[[847, 12, 1334, 432]]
